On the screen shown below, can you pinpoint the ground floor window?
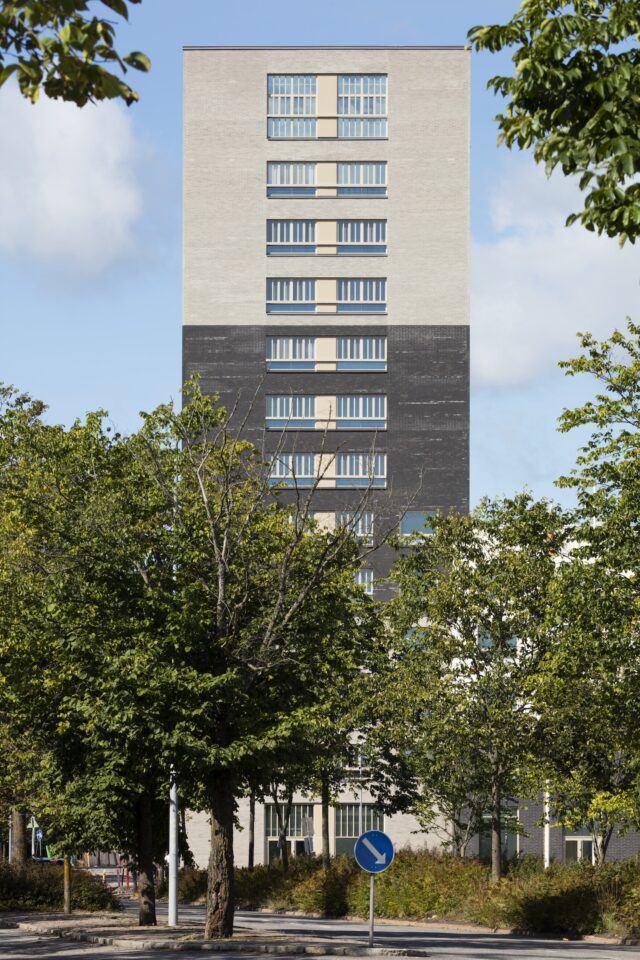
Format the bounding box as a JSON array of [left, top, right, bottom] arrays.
[[265, 803, 314, 864], [335, 803, 383, 857], [478, 813, 518, 864], [565, 836, 594, 863]]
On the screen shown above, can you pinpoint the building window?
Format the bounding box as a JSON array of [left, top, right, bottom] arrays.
[[399, 511, 435, 538], [336, 803, 383, 837], [265, 803, 315, 864], [336, 279, 386, 312], [565, 837, 594, 864], [337, 162, 387, 197], [267, 278, 316, 313], [336, 511, 373, 544], [336, 453, 386, 488], [355, 568, 374, 595], [266, 336, 315, 371], [265, 803, 315, 838], [337, 75, 387, 138], [269, 453, 315, 487], [266, 395, 315, 429], [267, 220, 316, 255], [336, 336, 387, 371], [267, 162, 316, 197], [335, 803, 383, 854], [336, 395, 387, 429], [267, 75, 317, 138], [337, 220, 386, 254]]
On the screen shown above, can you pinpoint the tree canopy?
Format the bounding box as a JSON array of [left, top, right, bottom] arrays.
[[0, 1, 149, 106], [469, 1, 640, 242]]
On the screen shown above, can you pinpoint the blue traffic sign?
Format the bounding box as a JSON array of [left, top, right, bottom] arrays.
[[354, 830, 394, 874], [36, 829, 43, 841]]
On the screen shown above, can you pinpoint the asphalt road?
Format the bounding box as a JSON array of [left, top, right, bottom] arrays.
[[1, 908, 639, 960]]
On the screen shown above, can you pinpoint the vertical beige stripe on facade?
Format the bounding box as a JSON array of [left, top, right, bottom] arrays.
[[316, 161, 337, 197], [315, 336, 337, 370], [316, 75, 337, 116], [316, 452, 337, 487], [316, 75, 338, 137], [315, 220, 337, 255], [317, 118, 337, 138], [312, 512, 336, 532], [316, 278, 337, 313], [314, 395, 336, 429]]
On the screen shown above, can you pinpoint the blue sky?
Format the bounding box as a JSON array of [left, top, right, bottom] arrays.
[[1, 0, 638, 506]]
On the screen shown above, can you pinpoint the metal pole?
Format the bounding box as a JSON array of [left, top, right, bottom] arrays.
[[368, 873, 374, 947], [31, 822, 35, 858], [359, 750, 363, 835], [168, 770, 179, 926], [543, 787, 551, 869], [8, 816, 12, 863]]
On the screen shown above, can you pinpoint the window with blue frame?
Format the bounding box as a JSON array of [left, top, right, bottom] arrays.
[[336, 395, 386, 429], [266, 395, 315, 429], [337, 278, 386, 312], [336, 511, 373, 543], [337, 75, 387, 138], [266, 336, 315, 370], [399, 511, 435, 538], [337, 162, 387, 196], [337, 220, 386, 254], [267, 162, 317, 197], [267, 220, 316, 255], [267, 278, 316, 313], [336, 336, 387, 371], [336, 452, 386, 487], [269, 452, 315, 487], [268, 75, 317, 138], [354, 568, 374, 595]]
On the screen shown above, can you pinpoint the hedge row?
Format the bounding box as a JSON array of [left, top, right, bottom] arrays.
[[175, 850, 640, 937], [0, 862, 120, 912]]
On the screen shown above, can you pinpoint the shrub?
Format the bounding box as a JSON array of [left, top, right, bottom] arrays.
[[0, 861, 119, 912], [231, 849, 640, 938]]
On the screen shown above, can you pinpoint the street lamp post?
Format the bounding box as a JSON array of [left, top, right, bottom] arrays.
[[168, 770, 179, 926]]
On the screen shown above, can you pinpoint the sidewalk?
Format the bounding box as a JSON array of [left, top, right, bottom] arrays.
[[0, 912, 428, 956]]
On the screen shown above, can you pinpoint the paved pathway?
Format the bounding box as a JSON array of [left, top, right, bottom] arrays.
[[1, 906, 639, 960]]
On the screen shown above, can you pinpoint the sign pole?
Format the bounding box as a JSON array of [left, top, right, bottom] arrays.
[[369, 873, 375, 947]]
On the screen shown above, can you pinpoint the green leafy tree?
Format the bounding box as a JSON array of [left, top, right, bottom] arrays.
[[388, 495, 568, 881], [0, 389, 172, 924], [469, 1, 640, 242], [0, 1, 150, 106], [536, 558, 640, 863], [540, 320, 640, 859]]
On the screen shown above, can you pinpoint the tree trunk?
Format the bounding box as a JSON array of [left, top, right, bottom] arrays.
[[205, 774, 235, 939], [248, 794, 255, 870], [490, 777, 502, 884], [594, 827, 614, 866], [63, 855, 71, 914], [10, 809, 27, 864], [320, 773, 330, 870], [135, 793, 157, 926]]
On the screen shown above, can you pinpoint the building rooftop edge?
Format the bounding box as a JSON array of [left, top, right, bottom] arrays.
[[183, 45, 467, 51]]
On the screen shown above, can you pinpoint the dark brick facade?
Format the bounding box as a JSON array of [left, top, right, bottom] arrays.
[[183, 322, 469, 585]]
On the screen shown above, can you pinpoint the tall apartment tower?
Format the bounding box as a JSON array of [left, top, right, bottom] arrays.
[[183, 46, 469, 596]]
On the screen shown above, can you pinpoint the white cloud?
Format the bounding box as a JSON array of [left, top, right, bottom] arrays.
[[0, 87, 142, 275], [472, 156, 640, 386]]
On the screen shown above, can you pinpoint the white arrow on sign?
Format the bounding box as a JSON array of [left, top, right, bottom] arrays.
[[362, 836, 386, 865]]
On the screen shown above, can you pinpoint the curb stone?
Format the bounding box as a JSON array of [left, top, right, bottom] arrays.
[[0, 919, 429, 956]]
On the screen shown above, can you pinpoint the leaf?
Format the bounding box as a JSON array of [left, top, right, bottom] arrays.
[[100, 0, 130, 19], [123, 51, 150, 72]]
